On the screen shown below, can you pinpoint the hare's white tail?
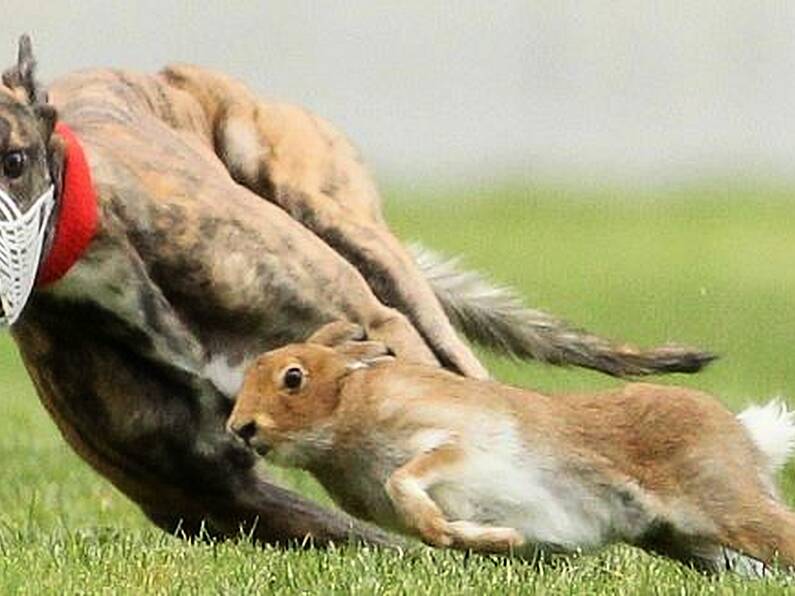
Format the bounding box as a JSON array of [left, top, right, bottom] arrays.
[[737, 400, 795, 476]]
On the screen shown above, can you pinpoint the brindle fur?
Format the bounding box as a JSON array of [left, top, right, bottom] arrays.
[[2, 36, 712, 545]]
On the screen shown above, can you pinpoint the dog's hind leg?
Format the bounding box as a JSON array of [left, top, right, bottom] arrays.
[[160, 64, 488, 380], [161, 63, 715, 380]]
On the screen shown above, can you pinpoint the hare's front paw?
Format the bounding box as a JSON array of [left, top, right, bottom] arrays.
[[446, 520, 526, 553], [415, 517, 454, 548]]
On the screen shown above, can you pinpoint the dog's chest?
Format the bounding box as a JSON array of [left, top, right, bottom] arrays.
[[48, 230, 207, 375]]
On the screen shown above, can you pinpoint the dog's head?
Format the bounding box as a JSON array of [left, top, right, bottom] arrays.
[[0, 35, 65, 323], [227, 321, 394, 466]]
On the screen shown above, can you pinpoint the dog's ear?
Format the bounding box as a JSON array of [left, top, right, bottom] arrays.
[[35, 103, 57, 138], [1, 35, 57, 147], [307, 320, 366, 347], [45, 129, 65, 196], [2, 35, 45, 105], [1, 35, 61, 190]]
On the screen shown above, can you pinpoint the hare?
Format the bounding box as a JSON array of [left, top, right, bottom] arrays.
[[228, 321, 795, 575]]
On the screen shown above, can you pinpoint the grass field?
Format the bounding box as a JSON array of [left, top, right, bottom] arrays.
[[2, 184, 795, 594]]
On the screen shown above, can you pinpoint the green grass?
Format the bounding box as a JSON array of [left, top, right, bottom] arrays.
[[2, 184, 795, 594]]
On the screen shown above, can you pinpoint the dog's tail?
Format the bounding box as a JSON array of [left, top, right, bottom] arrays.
[[737, 400, 795, 477], [411, 244, 717, 378]]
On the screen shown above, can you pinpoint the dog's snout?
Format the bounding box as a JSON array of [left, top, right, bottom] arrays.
[[229, 420, 257, 444]]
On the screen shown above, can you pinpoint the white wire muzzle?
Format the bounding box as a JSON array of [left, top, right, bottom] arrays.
[[0, 185, 55, 326]]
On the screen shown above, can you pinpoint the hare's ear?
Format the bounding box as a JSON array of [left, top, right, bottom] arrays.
[[2, 35, 45, 105], [307, 320, 366, 347], [339, 340, 395, 370]]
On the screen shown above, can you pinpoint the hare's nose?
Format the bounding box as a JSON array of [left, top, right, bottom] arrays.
[[229, 420, 257, 444]]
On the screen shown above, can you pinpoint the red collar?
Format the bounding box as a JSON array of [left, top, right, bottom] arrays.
[[36, 122, 98, 287]]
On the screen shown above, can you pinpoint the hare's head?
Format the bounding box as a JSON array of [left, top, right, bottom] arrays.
[[0, 35, 64, 324], [227, 321, 393, 465]]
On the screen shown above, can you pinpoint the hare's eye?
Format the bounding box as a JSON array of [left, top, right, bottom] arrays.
[[2, 151, 26, 179], [283, 367, 304, 390]]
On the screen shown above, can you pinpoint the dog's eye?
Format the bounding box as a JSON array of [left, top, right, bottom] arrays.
[[283, 367, 304, 390], [2, 151, 26, 179]]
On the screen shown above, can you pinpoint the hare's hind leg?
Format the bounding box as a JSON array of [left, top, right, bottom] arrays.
[[642, 497, 795, 575], [719, 547, 769, 578], [639, 525, 768, 576], [638, 522, 728, 574], [716, 499, 795, 572], [385, 443, 524, 553]]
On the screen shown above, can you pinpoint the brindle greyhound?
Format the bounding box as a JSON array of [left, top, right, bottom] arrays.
[[0, 36, 713, 546]]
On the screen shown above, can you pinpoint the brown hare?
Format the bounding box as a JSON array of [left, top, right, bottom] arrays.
[[229, 321, 795, 575]]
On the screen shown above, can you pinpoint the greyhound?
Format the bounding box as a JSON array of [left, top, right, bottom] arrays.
[[0, 35, 712, 545]]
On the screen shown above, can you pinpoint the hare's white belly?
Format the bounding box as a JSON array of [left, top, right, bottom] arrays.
[[427, 427, 650, 551]]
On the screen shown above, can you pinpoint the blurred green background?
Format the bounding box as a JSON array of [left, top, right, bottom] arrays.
[[1, 185, 794, 593]]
